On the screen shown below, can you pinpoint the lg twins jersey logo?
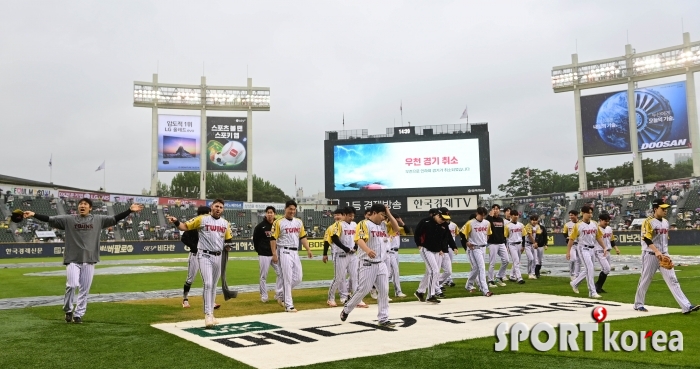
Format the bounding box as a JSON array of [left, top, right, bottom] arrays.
[[655, 228, 669, 235], [474, 226, 489, 233], [581, 229, 597, 235], [285, 227, 301, 234], [265, 231, 271, 237], [510, 227, 523, 234], [603, 232, 612, 239], [74, 223, 94, 230], [344, 229, 356, 235], [371, 230, 388, 237], [205, 224, 227, 233]]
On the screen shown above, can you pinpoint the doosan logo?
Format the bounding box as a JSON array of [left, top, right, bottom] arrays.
[[641, 139, 687, 150], [494, 307, 683, 352]]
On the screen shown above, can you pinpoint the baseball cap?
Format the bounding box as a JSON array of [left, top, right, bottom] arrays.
[[10, 209, 24, 223], [651, 198, 670, 209], [428, 208, 438, 215], [436, 207, 451, 220]]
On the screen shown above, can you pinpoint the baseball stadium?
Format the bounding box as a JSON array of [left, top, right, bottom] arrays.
[[3, 2, 700, 369]]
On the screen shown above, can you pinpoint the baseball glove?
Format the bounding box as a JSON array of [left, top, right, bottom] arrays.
[[659, 255, 674, 270]]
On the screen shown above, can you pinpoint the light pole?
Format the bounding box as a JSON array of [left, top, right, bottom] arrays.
[[133, 74, 270, 201], [552, 32, 700, 191]]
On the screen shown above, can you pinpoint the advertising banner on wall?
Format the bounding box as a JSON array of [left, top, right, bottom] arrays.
[[157, 197, 206, 207], [338, 197, 408, 212], [0, 185, 57, 198], [580, 81, 689, 156], [157, 115, 201, 172], [58, 190, 110, 202], [205, 200, 244, 209], [109, 194, 159, 205], [206, 117, 248, 172]]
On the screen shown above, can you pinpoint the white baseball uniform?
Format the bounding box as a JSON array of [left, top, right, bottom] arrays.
[[523, 223, 540, 275], [463, 218, 492, 295], [385, 222, 403, 296], [271, 217, 307, 311], [564, 220, 581, 278], [634, 216, 694, 312], [504, 221, 525, 281], [570, 220, 602, 297], [439, 222, 458, 286], [342, 219, 391, 323]]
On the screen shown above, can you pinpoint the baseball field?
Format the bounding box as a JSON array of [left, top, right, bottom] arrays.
[[1, 245, 699, 369]]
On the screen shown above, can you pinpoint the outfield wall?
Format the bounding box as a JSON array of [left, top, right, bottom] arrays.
[[3, 231, 700, 258]]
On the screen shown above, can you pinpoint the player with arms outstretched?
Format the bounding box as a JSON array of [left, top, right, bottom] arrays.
[[23, 198, 143, 323], [169, 198, 231, 327]]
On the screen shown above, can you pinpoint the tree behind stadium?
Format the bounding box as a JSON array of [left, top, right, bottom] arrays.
[[155, 172, 292, 202]]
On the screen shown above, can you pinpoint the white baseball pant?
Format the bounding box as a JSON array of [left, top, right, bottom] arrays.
[[507, 243, 523, 281], [536, 247, 544, 266], [64, 262, 95, 318], [259, 255, 281, 302], [343, 260, 390, 322], [571, 246, 598, 297], [198, 251, 222, 315], [386, 250, 403, 295], [594, 250, 611, 274], [488, 243, 509, 281], [524, 244, 538, 275], [344, 254, 359, 300], [328, 253, 350, 301], [634, 252, 693, 312], [439, 248, 454, 286], [185, 252, 199, 285], [417, 247, 441, 297], [278, 248, 303, 310], [466, 246, 490, 295], [569, 244, 581, 277]]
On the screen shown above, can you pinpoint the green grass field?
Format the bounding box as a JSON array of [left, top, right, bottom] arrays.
[[1, 247, 699, 368]]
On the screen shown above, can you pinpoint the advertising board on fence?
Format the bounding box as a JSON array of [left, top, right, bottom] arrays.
[[58, 190, 110, 202], [158, 197, 207, 207], [110, 194, 159, 205], [206, 200, 244, 209], [0, 185, 57, 198]]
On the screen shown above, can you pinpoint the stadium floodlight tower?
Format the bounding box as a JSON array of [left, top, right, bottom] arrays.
[[551, 32, 700, 191], [133, 74, 270, 201]]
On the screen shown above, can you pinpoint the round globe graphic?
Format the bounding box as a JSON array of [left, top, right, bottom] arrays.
[[596, 89, 674, 149], [595, 92, 630, 150]]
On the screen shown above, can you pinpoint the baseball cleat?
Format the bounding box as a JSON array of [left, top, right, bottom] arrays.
[[213, 304, 221, 310], [370, 288, 378, 299], [340, 310, 348, 322], [327, 300, 338, 307], [182, 299, 190, 308], [286, 307, 298, 313], [683, 305, 700, 314], [388, 297, 393, 302], [204, 314, 215, 328], [261, 299, 268, 303], [597, 288, 607, 294], [485, 292, 493, 297], [377, 320, 396, 328], [517, 279, 525, 284], [508, 277, 517, 282], [426, 296, 441, 304], [65, 312, 73, 323], [357, 301, 369, 308], [529, 274, 537, 279], [488, 281, 498, 288], [497, 280, 507, 287], [467, 288, 476, 294], [635, 306, 649, 312], [448, 282, 456, 287], [277, 298, 284, 307], [339, 298, 347, 304], [414, 291, 426, 302], [72, 316, 83, 324], [590, 293, 602, 299], [570, 282, 579, 294], [436, 293, 446, 299], [570, 276, 576, 281], [396, 292, 407, 298]]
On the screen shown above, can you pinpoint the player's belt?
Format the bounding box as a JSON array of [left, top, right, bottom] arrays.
[[363, 259, 382, 264], [472, 245, 487, 248], [282, 247, 298, 250], [646, 251, 667, 255], [509, 242, 522, 245], [200, 249, 222, 256], [391, 248, 399, 251], [581, 245, 595, 249], [335, 254, 347, 258]]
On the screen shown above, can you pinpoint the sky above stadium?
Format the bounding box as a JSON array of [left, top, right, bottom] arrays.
[[1, 0, 700, 198]]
